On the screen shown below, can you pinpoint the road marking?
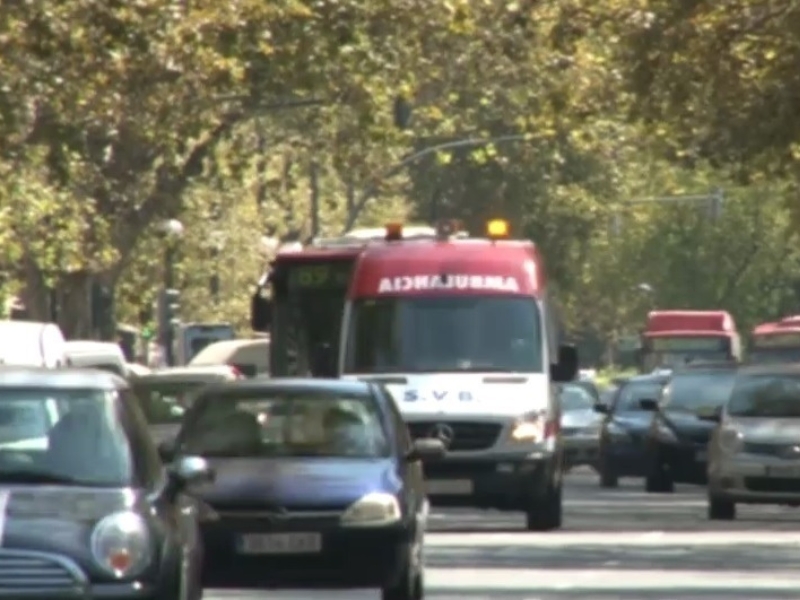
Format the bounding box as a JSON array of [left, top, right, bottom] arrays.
[[426, 531, 800, 547], [426, 568, 800, 591]]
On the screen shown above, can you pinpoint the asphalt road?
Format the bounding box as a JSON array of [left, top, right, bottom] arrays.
[[204, 468, 800, 599]]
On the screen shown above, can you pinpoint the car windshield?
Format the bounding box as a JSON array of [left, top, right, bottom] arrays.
[[179, 390, 390, 458], [345, 296, 543, 374], [131, 380, 210, 424], [663, 370, 737, 412], [728, 374, 800, 417], [561, 385, 595, 411], [0, 388, 132, 486], [614, 380, 665, 411]]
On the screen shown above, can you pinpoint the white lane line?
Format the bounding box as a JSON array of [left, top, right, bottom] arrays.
[[426, 568, 800, 591], [426, 531, 800, 547]]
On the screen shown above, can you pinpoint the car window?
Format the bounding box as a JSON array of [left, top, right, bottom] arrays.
[[614, 380, 665, 412], [0, 387, 133, 486], [180, 389, 390, 458], [728, 374, 800, 418], [663, 370, 737, 412], [131, 381, 211, 424], [560, 385, 595, 411]]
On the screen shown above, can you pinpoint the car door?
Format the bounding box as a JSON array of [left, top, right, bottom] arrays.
[[376, 384, 425, 520]]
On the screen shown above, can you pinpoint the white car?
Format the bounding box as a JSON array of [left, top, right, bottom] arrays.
[[708, 364, 800, 520]]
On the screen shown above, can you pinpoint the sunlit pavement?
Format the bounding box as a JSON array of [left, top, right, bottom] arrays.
[[203, 468, 800, 599]]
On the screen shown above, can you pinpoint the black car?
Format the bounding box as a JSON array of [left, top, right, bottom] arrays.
[[131, 365, 243, 445], [641, 362, 738, 492], [595, 373, 670, 487], [0, 366, 211, 599], [158, 377, 445, 600]]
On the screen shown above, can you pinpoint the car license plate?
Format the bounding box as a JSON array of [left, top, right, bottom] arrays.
[[426, 479, 473, 495], [766, 465, 800, 477], [238, 533, 322, 555], [696, 450, 708, 462]]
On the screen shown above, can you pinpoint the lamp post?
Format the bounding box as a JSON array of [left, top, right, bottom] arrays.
[[157, 219, 184, 366]]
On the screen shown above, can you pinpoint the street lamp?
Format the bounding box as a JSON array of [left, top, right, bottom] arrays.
[[157, 219, 184, 366]]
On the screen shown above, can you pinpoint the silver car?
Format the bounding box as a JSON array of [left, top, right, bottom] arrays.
[[708, 365, 800, 520], [560, 382, 603, 469]]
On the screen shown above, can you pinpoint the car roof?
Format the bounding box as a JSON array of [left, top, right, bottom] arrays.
[[0, 366, 128, 389], [135, 366, 237, 382], [197, 377, 374, 398]]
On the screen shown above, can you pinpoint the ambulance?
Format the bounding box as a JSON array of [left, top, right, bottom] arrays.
[[337, 219, 578, 531], [640, 310, 741, 371], [749, 316, 800, 364]]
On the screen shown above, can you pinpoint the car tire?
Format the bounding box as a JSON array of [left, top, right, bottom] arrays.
[[707, 496, 736, 520], [599, 453, 619, 488], [645, 461, 674, 493], [382, 551, 423, 600], [526, 483, 562, 531]]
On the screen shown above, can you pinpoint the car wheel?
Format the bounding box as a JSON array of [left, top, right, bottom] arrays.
[[526, 483, 562, 531], [382, 551, 423, 600], [708, 496, 736, 520], [599, 453, 619, 488], [645, 461, 674, 493]]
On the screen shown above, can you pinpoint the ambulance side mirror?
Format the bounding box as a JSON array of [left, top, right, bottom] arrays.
[[551, 344, 578, 382]]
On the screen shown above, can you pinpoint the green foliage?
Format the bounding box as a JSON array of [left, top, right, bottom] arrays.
[[0, 0, 798, 367]]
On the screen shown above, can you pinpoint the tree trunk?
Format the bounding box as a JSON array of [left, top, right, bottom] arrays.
[[56, 271, 92, 339]]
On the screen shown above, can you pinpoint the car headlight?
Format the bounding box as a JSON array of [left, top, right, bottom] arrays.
[[90, 511, 152, 579], [655, 421, 677, 443], [719, 427, 743, 454], [340, 492, 401, 527]]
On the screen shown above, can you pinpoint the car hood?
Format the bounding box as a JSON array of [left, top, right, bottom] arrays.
[[610, 411, 654, 431], [561, 409, 601, 429], [198, 457, 399, 510], [0, 486, 147, 580], [349, 373, 549, 419], [728, 417, 800, 442], [663, 410, 717, 440]]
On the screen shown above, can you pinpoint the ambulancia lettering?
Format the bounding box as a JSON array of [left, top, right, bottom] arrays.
[[377, 274, 519, 294]]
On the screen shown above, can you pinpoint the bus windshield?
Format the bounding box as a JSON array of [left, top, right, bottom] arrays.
[[344, 295, 544, 374]]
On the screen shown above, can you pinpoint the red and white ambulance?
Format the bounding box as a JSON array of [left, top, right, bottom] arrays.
[[750, 316, 800, 364], [640, 310, 741, 371], [338, 219, 578, 531]]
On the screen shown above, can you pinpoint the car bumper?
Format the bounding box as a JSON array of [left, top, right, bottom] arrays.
[[660, 442, 708, 483], [563, 434, 599, 467], [201, 516, 412, 588], [710, 455, 800, 503], [422, 451, 555, 510]]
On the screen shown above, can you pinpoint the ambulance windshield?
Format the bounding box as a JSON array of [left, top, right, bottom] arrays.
[[344, 296, 544, 374]]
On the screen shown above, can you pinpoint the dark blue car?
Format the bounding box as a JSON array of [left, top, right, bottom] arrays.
[[158, 378, 444, 600], [594, 373, 670, 487]]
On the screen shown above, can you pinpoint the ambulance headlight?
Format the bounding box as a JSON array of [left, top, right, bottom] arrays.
[[509, 412, 546, 442]]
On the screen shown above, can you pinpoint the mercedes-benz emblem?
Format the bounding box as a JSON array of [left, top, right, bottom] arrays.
[[428, 423, 455, 447]]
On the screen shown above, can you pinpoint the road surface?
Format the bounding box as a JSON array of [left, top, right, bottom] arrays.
[[204, 468, 800, 599]]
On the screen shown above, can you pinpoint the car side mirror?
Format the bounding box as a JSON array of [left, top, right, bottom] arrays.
[[158, 438, 177, 463], [639, 398, 659, 411], [171, 455, 214, 486], [593, 403, 608, 414], [551, 344, 578, 382], [250, 291, 272, 332], [407, 438, 446, 462]]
